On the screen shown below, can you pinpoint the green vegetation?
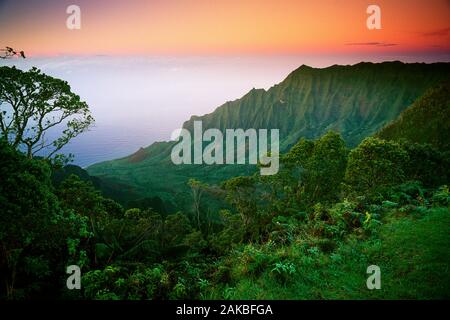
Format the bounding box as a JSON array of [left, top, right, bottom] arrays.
[[0, 63, 449, 300], [204, 206, 450, 299], [0, 66, 94, 159], [2, 130, 449, 299], [377, 84, 450, 151], [0, 140, 90, 299], [87, 61, 450, 211]]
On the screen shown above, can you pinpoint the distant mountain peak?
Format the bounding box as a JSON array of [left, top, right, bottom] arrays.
[[288, 64, 314, 76]]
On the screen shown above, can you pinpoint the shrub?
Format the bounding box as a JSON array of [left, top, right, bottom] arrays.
[[345, 137, 408, 195], [271, 261, 296, 284], [432, 186, 450, 207]]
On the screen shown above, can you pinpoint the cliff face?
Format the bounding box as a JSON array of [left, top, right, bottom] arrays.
[[182, 62, 450, 149]]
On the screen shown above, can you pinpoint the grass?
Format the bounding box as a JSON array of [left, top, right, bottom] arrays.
[[206, 207, 450, 299]]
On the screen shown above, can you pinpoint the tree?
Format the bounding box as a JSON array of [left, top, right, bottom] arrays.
[[398, 140, 449, 187], [210, 209, 244, 254], [95, 208, 163, 265], [57, 174, 107, 233], [221, 176, 268, 241], [0, 66, 94, 158], [282, 131, 348, 206], [344, 137, 408, 195], [188, 179, 208, 231], [307, 132, 347, 204], [283, 137, 314, 166], [163, 212, 192, 249], [0, 140, 89, 299]]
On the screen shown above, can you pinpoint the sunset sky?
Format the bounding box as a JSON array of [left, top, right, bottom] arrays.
[[0, 0, 449, 56]]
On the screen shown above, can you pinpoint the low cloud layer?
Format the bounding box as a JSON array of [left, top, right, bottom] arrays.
[[345, 42, 398, 47], [422, 27, 450, 37]]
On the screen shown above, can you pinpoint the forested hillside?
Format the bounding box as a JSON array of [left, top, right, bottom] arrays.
[[377, 84, 450, 151]]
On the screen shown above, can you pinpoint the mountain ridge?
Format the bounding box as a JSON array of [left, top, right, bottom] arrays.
[[181, 61, 450, 149], [87, 61, 450, 208]]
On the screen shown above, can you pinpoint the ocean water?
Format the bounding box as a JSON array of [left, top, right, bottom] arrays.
[[2, 53, 448, 167]]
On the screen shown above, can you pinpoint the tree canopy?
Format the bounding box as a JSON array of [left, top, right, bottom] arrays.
[[0, 66, 94, 158]]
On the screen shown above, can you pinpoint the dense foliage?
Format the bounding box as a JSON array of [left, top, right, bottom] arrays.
[[1, 127, 449, 299], [0, 66, 94, 159], [0, 140, 90, 299]]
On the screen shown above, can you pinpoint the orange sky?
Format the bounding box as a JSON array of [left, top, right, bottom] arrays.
[[0, 0, 449, 56]]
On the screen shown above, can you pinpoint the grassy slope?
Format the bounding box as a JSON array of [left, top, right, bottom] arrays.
[[377, 84, 450, 151], [210, 208, 450, 299]]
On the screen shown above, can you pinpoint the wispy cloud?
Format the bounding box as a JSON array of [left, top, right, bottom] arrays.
[[345, 42, 398, 47], [422, 27, 450, 37]]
